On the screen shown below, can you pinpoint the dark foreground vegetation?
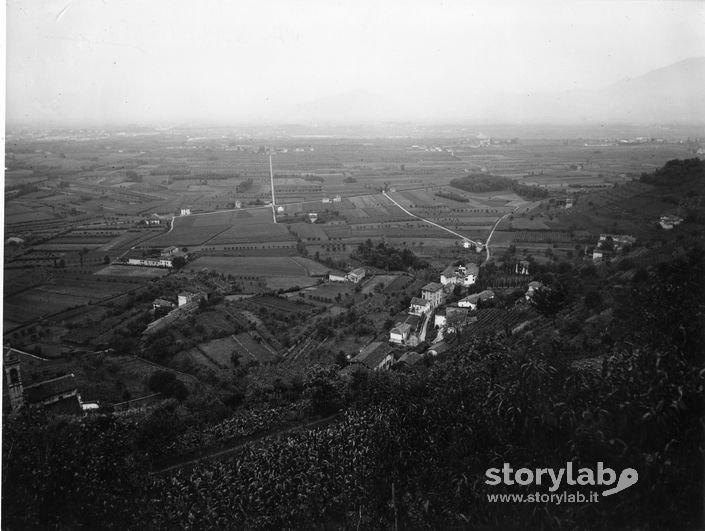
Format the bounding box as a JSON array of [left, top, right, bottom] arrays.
[[3, 245, 703, 530]]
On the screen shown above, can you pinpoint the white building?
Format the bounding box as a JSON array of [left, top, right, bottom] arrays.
[[409, 297, 431, 316], [178, 291, 202, 307], [328, 270, 347, 282], [127, 257, 173, 268], [346, 268, 366, 284], [440, 263, 478, 287], [389, 323, 412, 345], [180, 208, 191, 216]]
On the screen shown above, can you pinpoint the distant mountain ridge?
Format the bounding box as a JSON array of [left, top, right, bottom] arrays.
[[282, 58, 705, 125]]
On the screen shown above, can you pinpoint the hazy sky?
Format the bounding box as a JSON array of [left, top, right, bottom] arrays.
[[6, 0, 705, 125]]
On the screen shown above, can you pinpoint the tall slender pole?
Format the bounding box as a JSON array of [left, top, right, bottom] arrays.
[[269, 153, 277, 223]]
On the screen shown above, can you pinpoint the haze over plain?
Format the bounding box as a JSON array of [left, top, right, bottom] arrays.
[[6, 0, 705, 126]]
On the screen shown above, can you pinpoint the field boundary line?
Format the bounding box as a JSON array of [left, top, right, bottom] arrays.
[[383, 191, 482, 248]]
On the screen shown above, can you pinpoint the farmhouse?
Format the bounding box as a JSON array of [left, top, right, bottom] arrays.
[[421, 282, 445, 309], [525, 281, 543, 301], [180, 208, 191, 216], [346, 268, 366, 284]]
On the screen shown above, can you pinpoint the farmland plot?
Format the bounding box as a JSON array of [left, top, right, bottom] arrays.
[[184, 256, 325, 277]]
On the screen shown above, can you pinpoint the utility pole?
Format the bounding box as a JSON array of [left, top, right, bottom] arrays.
[[269, 153, 277, 223]]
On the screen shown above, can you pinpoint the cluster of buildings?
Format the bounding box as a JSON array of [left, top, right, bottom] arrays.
[[440, 263, 479, 287], [328, 267, 367, 284], [3, 347, 90, 416], [592, 234, 636, 263], [125, 246, 187, 269], [144, 290, 207, 336], [388, 262, 484, 347], [321, 196, 342, 204], [343, 341, 432, 373]]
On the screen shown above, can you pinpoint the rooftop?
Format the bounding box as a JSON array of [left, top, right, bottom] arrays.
[[24, 374, 78, 404], [422, 282, 444, 293], [351, 342, 391, 370]]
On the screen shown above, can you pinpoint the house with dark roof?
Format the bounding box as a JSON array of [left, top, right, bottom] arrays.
[[24, 375, 82, 415], [421, 282, 445, 308], [347, 342, 394, 372], [396, 351, 424, 368]]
